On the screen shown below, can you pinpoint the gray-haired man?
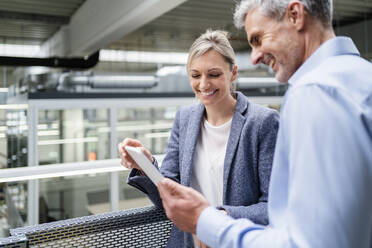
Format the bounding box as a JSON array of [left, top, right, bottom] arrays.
[[158, 0, 372, 247]]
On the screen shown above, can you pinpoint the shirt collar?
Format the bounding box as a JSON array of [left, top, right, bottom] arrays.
[[288, 36, 360, 86]]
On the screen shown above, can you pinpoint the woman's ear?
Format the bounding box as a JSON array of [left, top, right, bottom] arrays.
[[231, 65, 238, 82]]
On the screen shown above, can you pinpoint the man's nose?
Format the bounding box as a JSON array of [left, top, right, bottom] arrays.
[[251, 48, 263, 65]]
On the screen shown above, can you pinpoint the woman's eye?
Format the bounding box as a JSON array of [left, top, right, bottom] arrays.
[[191, 74, 200, 78], [209, 74, 220, 78]]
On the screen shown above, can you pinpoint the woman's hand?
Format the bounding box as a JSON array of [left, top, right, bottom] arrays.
[[117, 138, 154, 171]]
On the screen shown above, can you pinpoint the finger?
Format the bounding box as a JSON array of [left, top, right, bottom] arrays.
[[158, 178, 185, 199], [158, 178, 176, 203], [158, 180, 172, 216], [196, 241, 201, 248], [140, 147, 153, 162], [118, 144, 132, 166], [118, 145, 129, 162], [120, 159, 131, 169], [158, 179, 168, 199], [117, 143, 125, 157], [122, 138, 142, 148]]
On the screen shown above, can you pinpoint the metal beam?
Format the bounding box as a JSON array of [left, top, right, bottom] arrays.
[[0, 10, 69, 25], [39, 0, 188, 57], [27, 104, 38, 225], [109, 108, 119, 212]]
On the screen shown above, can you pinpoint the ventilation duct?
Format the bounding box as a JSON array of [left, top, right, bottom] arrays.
[[0, 51, 99, 69], [60, 74, 158, 89]]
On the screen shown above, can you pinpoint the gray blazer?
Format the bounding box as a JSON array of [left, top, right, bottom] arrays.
[[127, 91, 279, 247]]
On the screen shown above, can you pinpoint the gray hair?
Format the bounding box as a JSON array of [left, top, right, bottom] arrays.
[[234, 0, 333, 29], [187, 29, 237, 95]]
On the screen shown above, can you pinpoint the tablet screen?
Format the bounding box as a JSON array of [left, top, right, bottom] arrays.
[[125, 146, 164, 186]]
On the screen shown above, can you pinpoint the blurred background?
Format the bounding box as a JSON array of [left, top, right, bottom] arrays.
[[0, 0, 371, 237]]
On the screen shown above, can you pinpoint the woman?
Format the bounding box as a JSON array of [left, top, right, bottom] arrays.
[[118, 30, 279, 248]]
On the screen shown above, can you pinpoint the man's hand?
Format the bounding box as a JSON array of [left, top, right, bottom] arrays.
[[193, 234, 210, 248], [158, 178, 210, 234]]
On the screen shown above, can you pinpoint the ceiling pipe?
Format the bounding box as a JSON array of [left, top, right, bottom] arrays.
[[60, 74, 158, 89], [0, 51, 99, 69], [237, 77, 280, 89]]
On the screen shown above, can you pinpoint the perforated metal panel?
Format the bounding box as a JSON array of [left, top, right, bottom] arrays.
[[3, 205, 171, 248], [0, 235, 28, 248]]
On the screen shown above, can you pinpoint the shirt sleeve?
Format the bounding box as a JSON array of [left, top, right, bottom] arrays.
[[197, 207, 289, 248], [197, 85, 372, 247]]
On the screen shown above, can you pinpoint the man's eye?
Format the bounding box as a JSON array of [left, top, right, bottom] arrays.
[[192, 74, 200, 78], [251, 36, 260, 46]]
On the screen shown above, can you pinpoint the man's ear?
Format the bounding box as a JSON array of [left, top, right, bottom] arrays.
[[286, 1, 306, 31]]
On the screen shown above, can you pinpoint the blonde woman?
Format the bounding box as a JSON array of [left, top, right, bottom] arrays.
[[118, 30, 279, 248]]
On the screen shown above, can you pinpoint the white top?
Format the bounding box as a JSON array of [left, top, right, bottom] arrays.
[[190, 117, 232, 207]]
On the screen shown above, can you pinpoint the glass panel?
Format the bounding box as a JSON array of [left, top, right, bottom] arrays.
[[39, 172, 110, 224], [0, 109, 6, 169], [1, 107, 28, 237], [117, 105, 179, 204], [117, 105, 178, 155], [0, 182, 28, 238], [118, 170, 151, 210], [38, 109, 110, 165], [0, 109, 28, 169], [266, 104, 281, 112]]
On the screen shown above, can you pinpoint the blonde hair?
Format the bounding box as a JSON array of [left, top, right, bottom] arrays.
[[187, 29, 237, 95]]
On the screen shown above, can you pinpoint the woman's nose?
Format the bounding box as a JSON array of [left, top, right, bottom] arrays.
[[199, 75, 209, 89]]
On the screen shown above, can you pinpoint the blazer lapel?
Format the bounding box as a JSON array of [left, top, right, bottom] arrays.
[[223, 92, 248, 201], [181, 103, 204, 187]]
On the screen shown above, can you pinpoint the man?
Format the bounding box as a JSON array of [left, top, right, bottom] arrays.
[[158, 0, 372, 247]]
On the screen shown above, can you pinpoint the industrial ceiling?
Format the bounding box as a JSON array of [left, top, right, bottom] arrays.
[[0, 0, 371, 50], [0, 0, 371, 80], [0, 0, 85, 45]]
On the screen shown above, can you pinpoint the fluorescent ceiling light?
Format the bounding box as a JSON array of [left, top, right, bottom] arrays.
[[237, 77, 279, 88], [0, 104, 28, 110], [28, 66, 49, 75], [93, 75, 156, 82], [38, 137, 98, 146], [156, 66, 186, 76], [145, 132, 171, 138], [100, 122, 173, 133], [100, 50, 188, 64], [38, 130, 59, 136], [237, 77, 278, 83], [0, 44, 41, 57]]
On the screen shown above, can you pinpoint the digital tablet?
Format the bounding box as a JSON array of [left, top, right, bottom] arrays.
[[125, 146, 164, 186]]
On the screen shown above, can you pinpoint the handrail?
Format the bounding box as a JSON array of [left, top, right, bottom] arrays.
[[0, 155, 165, 183]]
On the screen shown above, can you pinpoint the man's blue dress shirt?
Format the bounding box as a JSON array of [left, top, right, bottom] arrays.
[[197, 37, 372, 247]]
